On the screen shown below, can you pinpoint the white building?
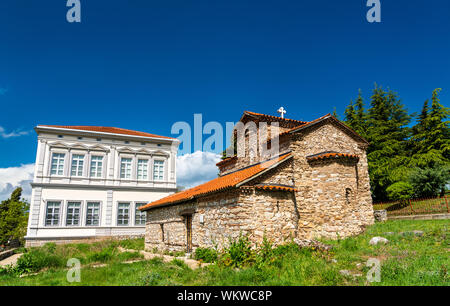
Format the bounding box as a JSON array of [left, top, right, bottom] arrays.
[[25, 125, 179, 247]]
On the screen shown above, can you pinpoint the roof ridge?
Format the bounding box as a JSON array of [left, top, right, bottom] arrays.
[[243, 111, 308, 124]]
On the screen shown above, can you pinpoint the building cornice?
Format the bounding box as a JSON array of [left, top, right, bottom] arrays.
[[30, 182, 177, 192], [35, 125, 180, 144]]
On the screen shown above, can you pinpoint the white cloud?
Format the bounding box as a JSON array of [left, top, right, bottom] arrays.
[[176, 151, 221, 189], [0, 126, 30, 139], [0, 164, 34, 201]]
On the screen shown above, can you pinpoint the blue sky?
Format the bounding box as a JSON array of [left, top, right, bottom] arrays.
[[0, 0, 449, 198]]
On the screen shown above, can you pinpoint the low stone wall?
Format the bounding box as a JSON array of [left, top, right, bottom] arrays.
[[388, 213, 450, 221], [374, 210, 388, 222], [0, 248, 17, 261], [25, 234, 144, 248]]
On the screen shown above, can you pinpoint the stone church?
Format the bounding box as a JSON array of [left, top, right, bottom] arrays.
[[140, 111, 374, 253]]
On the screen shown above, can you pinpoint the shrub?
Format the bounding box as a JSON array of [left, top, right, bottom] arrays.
[[15, 248, 64, 274], [386, 181, 414, 202], [194, 247, 218, 263], [137, 272, 163, 286], [409, 166, 450, 198], [220, 234, 255, 268]]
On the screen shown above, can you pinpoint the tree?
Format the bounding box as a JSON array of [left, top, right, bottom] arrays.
[[410, 89, 450, 168], [409, 165, 450, 198], [365, 85, 412, 201], [386, 181, 414, 202], [344, 99, 357, 129], [0, 187, 29, 245]]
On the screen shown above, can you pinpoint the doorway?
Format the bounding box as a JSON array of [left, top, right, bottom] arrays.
[[185, 214, 193, 253]]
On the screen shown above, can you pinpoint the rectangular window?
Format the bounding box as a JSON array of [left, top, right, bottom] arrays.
[[153, 160, 164, 181], [71, 154, 84, 176], [50, 153, 65, 176], [120, 158, 132, 179], [86, 202, 100, 226], [66, 202, 81, 226], [45, 201, 61, 226], [90, 156, 103, 178], [135, 203, 147, 225], [117, 203, 130, 225], [137, 159, 148, 180]]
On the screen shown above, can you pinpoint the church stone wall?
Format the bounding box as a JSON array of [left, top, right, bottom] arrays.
[[290, 121, 374, 239], [145, 118, 374, 252]]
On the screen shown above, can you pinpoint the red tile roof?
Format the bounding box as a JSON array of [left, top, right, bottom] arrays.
[[38, 125, 175, 140], [306, 152, 359, 162], [254, 184, 297, 192], [140, 153, 293, 211]]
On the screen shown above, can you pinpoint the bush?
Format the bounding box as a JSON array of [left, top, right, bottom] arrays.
[[409, 166, 450, 198], [386, 181, 414, 201], [219, 234, 255, 268], [15, 248, 64, 274], [194, 247, 218, 263]]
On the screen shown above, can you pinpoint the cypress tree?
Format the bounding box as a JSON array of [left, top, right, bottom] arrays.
[[366, 85, 412, 201], [410, 89, 449, 168]]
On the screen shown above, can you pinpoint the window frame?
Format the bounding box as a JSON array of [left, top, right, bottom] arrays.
[[71, 154, 85, 177], [65, 201, 82, 226], [134, 202, 147, 226], [50, 152, 65, 176], [153, 159, 165, 181], [44, 201, 62, 227], [117, 202, 130, 226], [90, 155, 103, 178], [137, 159, 149, 180], [85, 201, 101, 226], [120, 157, 133, 179]]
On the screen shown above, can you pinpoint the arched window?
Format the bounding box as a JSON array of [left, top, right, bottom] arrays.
[[345, 188, 353, 205]]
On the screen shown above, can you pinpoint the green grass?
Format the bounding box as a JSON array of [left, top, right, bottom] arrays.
[[0, 220, 448, 286]]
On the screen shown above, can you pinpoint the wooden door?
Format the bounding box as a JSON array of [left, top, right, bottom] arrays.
[[186, 215, 193, 253]]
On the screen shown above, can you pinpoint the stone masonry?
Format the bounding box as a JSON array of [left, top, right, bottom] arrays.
[[143, 113, 374, 253]]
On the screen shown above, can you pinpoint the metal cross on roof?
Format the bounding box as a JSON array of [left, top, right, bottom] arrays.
[[277, 107, 286, 118]]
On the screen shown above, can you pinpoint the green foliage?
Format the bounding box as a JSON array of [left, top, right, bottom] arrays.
[[194, 247, 218, 263], [0, 187, 29, 245], [408, 166, 450, 198], [386, 181, 414, 201], [1, 220, 448, 286], [344, 85, 450, 201], [116, 238, 145, 250], [219, 234, 255, 268], [15, 248, 65, 274], [87, 246, 116, 262], [410, 89, 450, 168]]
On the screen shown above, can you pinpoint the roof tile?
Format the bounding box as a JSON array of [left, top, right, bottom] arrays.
[[141, 153, 292, 210]]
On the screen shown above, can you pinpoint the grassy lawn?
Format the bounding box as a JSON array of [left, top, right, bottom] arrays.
[[1, 219, 448, 286]]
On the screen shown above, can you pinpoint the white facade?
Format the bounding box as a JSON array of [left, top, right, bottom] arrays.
[[25, 125, 179, 246]]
